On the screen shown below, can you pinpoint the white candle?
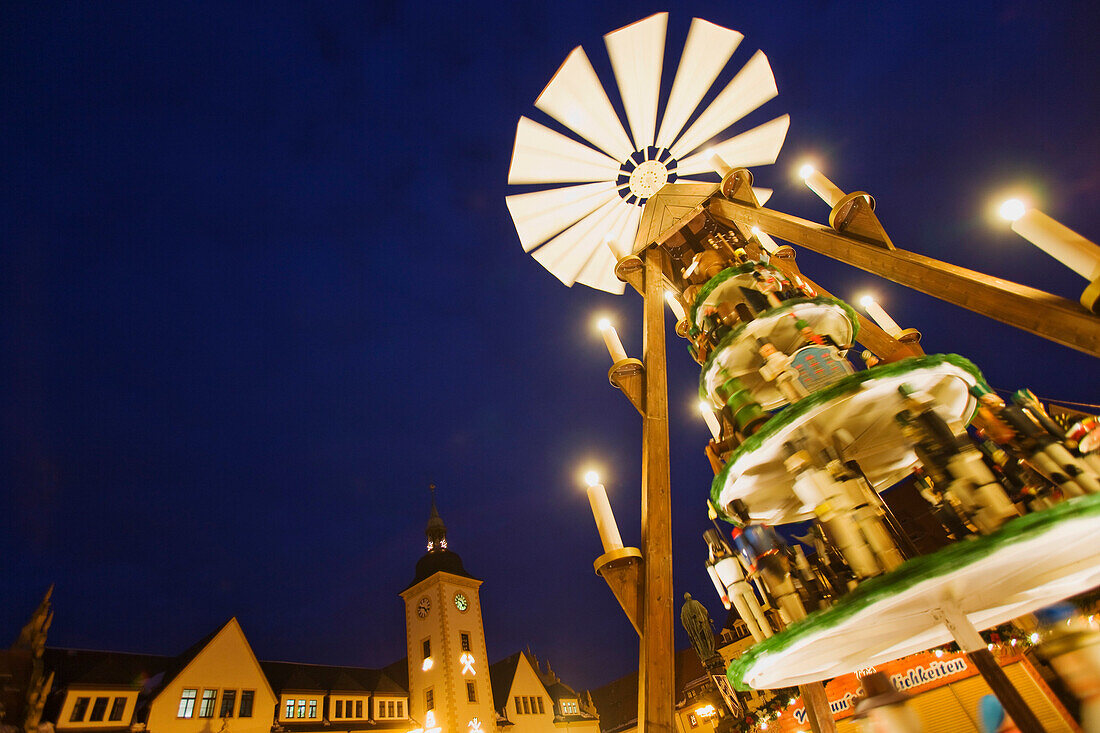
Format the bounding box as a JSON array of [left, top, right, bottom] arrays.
[[698, 401, 722, 440], [604, 233, 627, 260], [584, 472, 624, 553], [751, 226, 780, 254], [1002, 202, 1100, 281], [665, 291, 687, 321], [598, 319, 628, 362], [859, 295, 902, 337], [799, 164, 846, 208], [707, 149, 732, 175]]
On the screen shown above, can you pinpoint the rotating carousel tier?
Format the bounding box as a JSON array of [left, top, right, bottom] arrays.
[[727, 492, 1100, 690], [711, 354, 988, 525], [699, 296, 860, 410], [689, 262, 793, 333]]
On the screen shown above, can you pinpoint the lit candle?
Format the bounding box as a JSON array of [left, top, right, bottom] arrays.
[[751, 226, 780, 254], [584, 471, 624, 553], [698, 401, 722, 440], [1000, 199, 1100, 281], [665, 291, 687, 321], [799, 164, 846, 208], [598, 318, 628, 362], [859, 295, 902, 337]]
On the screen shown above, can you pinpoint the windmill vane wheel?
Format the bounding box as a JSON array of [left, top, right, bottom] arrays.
[[507, 12, 790, 294]]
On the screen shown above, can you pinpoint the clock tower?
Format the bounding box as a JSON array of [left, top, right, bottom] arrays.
[[400, 490, 496, 733]]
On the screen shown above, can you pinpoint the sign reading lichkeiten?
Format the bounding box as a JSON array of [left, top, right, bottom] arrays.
[[773, 649, 985, 731]]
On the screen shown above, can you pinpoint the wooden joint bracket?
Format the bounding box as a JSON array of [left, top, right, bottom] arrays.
[[614, 254, 645, 295], [720, 168, 760, 207], [594, 546, 644, 635], [608, 358, 645, 415], [829, 192, 894, 250]]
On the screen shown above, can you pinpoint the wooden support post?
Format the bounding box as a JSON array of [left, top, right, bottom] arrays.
[[932, 606, 1045, 733], [798, 682, 837, 733], [638, 245, 675, 733]]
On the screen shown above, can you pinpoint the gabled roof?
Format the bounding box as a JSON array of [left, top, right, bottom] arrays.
[[260, 661, 403, 695], [156, 618, 236, 693], [487, 652, 524, 713], [43, 648, 171, 689]]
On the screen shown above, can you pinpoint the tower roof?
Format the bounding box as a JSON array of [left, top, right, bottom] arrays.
[[405, 486, 477, 590]]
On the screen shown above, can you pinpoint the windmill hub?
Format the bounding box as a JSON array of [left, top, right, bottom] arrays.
[[617, 146, 679, 206], [628, 160, 669, 198]]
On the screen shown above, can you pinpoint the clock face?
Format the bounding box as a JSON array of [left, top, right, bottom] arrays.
[[417, 596, 431, 618], [454, 593, 468, 611]]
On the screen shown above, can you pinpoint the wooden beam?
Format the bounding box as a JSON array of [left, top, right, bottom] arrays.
[[708, 198, 1100, 358], [638, 245, 675, 733]]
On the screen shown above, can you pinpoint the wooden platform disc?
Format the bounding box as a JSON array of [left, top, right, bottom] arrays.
[[711, 354, 985, 525], [728, 493, 1100, 689]]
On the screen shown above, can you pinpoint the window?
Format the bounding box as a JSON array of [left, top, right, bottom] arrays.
[[336, 701, 343, 719], [561, 701, 579, 715], [422, 638, 431, 659], [285, 698, 295, 719], [220, 690, 236, 718], [426, 689, 434, 711], [536, 697, 544, 714], [396, 701, 403, 718], [199, 690, 217, 718], [466, 681, 476, 703], [688, 713, 698, 728], [89, 697, 109, 722], [522, 697, 530, 714], [356, 701, 363, 718], [70, 697, 90, 722], [388, 701, 395, 717], [296, 700, 306, 719], [515, 697, 522, 715], [239, 691, 254, 718], [178, 690, 197, 719], [109, 698, 127, 722], [460, 633, 470, 651], [308, 700, 317, 719]]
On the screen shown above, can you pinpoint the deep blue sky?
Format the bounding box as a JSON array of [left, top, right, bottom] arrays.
[[2, 1, 1098, 693]]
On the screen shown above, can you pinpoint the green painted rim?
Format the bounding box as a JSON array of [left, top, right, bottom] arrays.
[[708, 353, 989, 523], [727, 492, 1100, 690]]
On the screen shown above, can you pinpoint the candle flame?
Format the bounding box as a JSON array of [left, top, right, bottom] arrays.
[[858, 295, 875, 308], [798, 163, 815, 180], [597, 318, 612, 331], [999, 198, 1027, 222], [584, 471, 600, 487]]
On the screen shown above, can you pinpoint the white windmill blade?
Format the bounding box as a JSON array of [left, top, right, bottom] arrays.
[[508, 14, 789, 294], [531, 199, 625, 286], [575, 240, 627, 294], [508, 116, 623, 184], [535, 47, 635, 162], [575, 202, 638, 293], [675, 114, 790, 176], [655, 18, 743, 150], [604, 12, 667, 151], [506, 182, 619, 252], [669, 50, 778, 160]]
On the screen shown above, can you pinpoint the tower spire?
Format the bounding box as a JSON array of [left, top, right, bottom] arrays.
[[425, 483, 448, 552]]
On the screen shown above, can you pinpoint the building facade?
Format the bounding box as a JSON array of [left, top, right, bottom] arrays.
[[3, 502, 599, 733]]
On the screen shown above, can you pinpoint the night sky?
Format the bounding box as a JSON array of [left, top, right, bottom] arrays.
[[3, 1, 1098, 694]]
